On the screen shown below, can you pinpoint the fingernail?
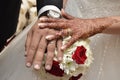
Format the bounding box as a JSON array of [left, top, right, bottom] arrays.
[[45, 65, 51, 70], [34, 64, 40, 70], [61, 45, 66, 50], [46, 35, 54, 40], [38, 23, 45, 28], [26, 63, 31, 67]]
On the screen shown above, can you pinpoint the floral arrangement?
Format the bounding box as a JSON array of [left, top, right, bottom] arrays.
[[40, 37, 93, 80]]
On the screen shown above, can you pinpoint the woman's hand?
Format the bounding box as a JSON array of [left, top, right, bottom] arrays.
[[38, 9, 107, 50]]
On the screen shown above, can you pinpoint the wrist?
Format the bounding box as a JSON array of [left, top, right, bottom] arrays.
[[92, 17, 118, 33]]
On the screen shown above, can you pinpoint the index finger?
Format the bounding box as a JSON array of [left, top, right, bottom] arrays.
[[39, 17, 64, 22], [38, 22, 69, 29]]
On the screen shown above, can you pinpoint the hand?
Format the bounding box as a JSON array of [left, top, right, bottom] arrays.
[[38, 9, 106, 50], [25, 17, 63, 70]]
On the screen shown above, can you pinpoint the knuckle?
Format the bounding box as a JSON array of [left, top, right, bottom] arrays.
[[47, 23, 52, 27], [30, 45, 36, 51], [27, 51, 35, 57], [47, 53, 54, 59], [26, 56, 33, 63], [38, 44, 45, 51], [55, 23, 58, 26], [48, 45, 55, 52], [48, 48, 54, 52], [50, 23, 57, 27]]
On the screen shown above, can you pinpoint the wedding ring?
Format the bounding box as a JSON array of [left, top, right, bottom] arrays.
[[67, 28, 72, 36]]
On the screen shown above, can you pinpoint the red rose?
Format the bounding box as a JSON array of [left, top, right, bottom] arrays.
[[69, 74, 82, 80], [72, 46, 87, 64], [46, 60, 64, 77]]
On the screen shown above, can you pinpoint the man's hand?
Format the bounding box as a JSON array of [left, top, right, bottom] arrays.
[[25, 17, 63, 70]]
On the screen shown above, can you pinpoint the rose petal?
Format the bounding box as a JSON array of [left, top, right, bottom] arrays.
[[46, 60, 64, 77], [72, 46, 87, 64]]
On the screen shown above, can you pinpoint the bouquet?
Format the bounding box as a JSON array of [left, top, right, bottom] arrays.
[[39, 37, 93, 80]]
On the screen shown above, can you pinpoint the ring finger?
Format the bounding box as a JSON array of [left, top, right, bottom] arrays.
[[45, 40, 56, 70]]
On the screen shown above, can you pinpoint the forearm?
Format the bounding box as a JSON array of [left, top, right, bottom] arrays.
[[92, 16, 120, 34], [102, 16, 120, 34]]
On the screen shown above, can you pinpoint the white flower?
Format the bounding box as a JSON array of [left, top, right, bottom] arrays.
[[58, 37, 93, 76]]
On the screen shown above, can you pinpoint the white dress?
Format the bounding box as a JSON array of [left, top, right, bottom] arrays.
[[0, 0, 120, 80]]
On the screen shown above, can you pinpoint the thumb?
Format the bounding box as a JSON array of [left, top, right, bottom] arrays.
[[61, 9, 74, 19]]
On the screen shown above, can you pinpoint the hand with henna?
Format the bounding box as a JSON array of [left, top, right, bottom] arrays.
[[38, 9, 120, 51]]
